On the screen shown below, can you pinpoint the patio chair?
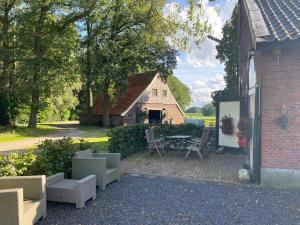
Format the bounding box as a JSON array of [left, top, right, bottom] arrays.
[[46, 173, 96, 209], [72, 150, 120, 190], [185, 127, 211, 160], [145, 128, 167, 157], [0, 175, 47, 225]]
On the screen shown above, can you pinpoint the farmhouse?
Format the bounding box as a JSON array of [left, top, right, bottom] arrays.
[[238, 0, 300, 189], [80, 72, 185, 126]]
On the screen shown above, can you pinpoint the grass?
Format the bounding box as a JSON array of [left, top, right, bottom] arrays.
[[0, 122, 111, 152], [77, 126, 110, 151], [185, 113, 216, 126], [0, 123, 57, 142]]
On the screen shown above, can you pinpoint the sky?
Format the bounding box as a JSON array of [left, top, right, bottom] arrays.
[[167, 0, 237, 107]]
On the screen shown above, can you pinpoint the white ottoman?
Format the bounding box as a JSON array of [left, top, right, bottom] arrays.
[[46, 173, 96, 208]]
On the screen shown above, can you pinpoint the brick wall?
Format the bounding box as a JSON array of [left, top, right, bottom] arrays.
[[257, 44, 300, 170]]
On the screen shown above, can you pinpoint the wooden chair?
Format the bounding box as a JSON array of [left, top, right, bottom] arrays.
[[185, 127, 211, 160], [145, 129, 167, 157]]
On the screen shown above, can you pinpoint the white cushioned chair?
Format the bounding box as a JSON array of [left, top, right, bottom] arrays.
[[46, 172, 96, 208], [72, 150, 120, 190], [0, 175, 46, 225]]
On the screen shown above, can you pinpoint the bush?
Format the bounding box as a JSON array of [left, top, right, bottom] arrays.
[[108, 124, 204, 158], [108, 124, 150, 158], [0, 138, 93, 177], [0, 151, 37, 176], [33, 137, 90, 178], [155, 123, 203, 138]]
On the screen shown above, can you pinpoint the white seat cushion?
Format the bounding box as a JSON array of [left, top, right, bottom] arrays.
[[48, 179, 77, 190]]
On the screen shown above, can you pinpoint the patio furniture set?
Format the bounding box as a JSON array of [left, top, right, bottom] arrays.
[[0, 150, 120, 225], [145, 127, 213, 160]]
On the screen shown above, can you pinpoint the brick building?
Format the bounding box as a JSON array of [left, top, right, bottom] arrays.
[[80, 72, 185, 126], [238, 0, 300, 188]]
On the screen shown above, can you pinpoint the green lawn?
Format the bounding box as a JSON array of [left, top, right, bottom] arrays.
[[185, 113, 216, 126], [77, 126, 110, 151], [0, 123, 57, 142]]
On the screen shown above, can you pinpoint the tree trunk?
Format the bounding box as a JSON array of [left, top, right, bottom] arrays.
[[0, 7, 12, 126], [28, 7, 46, 128], [103, 82, 110, 127], [28, 56, 41, 128], [85, 19, 94, 125]]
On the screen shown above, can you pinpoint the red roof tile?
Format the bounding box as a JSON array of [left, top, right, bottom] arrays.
[[92, 71, 157, 116]]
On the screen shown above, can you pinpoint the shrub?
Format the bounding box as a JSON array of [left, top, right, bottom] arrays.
[[108, 124, 150, 158], [108, 123, 204, 158], [155, 123, 203, 138], [0, 151, 37, 176], [33, 137, 90, 178]]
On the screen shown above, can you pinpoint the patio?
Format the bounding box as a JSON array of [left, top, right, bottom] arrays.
[[121, 151, 246, 183]]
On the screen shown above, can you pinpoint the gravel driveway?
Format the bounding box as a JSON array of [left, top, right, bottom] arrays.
[[38, 175, 300, 225]]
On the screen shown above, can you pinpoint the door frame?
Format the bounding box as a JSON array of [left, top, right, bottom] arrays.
[[250, 86, 261, 183]]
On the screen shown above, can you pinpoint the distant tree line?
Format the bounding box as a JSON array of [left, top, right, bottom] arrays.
[[186, 103, 215, 116], [0, 0, 212, 128]]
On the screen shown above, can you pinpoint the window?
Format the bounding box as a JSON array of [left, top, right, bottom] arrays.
[[162, 90, 167, 97], [152, 89, 158, 96]]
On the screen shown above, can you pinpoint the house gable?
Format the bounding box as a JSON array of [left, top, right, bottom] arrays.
[[121, 74, 185, 116]]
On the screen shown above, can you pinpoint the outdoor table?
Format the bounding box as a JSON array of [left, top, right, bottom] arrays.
[[165, 135, 192, 151]]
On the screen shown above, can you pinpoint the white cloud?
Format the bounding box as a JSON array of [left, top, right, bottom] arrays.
[[170, 0, 238, 107], [165, 0, 237, 68], [190, 74, 226, 106]]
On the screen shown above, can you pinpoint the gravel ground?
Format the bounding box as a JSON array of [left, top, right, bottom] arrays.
[[38, 175, 300, 225]]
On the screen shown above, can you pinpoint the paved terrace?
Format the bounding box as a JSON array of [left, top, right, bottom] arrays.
[[121, 151, 246, 183]]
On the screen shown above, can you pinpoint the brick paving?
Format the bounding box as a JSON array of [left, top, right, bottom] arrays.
[[121, 151, 246, 183]]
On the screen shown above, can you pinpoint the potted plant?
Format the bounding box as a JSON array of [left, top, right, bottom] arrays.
[[236, 117, 251, 148], [220, 115, 234, 135]]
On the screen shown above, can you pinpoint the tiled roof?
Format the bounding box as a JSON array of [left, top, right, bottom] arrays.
[[255, 0, 300, 42], [92, 71, 157, 116]]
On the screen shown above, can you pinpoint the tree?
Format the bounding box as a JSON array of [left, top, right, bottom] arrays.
[[0, 0, 21, 126], [211, 5, 238, 104], [202, 103, 215, 116], [167, 76, 191, 110], [15, 1, 96, 128], [80, 0, 212, 127], [80, 0, 177, 127], [186, 106, 202, 113]]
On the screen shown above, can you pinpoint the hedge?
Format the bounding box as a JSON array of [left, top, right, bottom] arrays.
[[108, 124, 150, 158], [108, 123, 204, 158]]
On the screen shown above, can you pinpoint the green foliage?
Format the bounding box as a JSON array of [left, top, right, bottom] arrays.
[[186, 106, 202, 114], [108, 124, 203, 158], [0, 137, 94, 177], [155, 124, 203, 138], [34, 138, 90, 178], [212, 5, 238, 104], [201, 103, 216, 116], [1, 0, 213, 127], [167, 76, 191, 110], [37, 81, 81, 122], [108, 124, 150, 158], [0, 151, 37, 176]]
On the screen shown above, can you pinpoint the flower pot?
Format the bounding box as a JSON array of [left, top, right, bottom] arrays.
[[237, 135, 249, 148]]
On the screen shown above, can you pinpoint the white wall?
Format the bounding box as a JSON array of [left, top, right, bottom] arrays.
[[219, 101, 240, 148]]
